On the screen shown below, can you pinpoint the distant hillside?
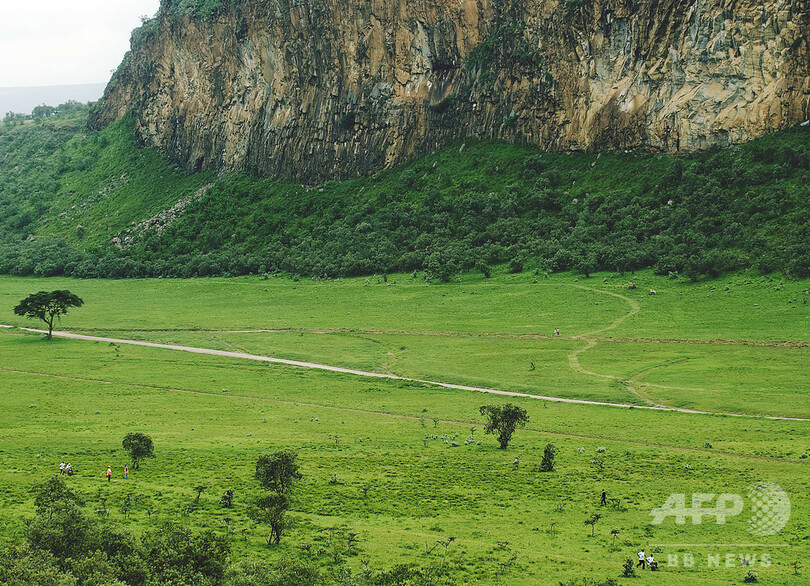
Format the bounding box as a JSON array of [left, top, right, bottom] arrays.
[[0, 83, 105, 116], [1, 108, 808, 280]]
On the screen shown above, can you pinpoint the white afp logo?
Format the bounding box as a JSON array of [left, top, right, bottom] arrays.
[[748, 482, 791, 537], [650, 482, 790, 537]]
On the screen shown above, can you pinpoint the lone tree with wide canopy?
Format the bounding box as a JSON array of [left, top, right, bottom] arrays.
[[13, 290, 84, 339], [122, 432, 155, 469], [255, 449, 302, 494], [480, 403, 530, 449]]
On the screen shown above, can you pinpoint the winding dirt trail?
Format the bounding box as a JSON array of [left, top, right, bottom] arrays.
[[5, 325, 808, 422], [565, 284, 665, 405], [555, 285, 789, 410], [571, 284, 641, 337]]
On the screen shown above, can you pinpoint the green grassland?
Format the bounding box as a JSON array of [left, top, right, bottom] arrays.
[[2, 269, 809, 337], [1, 270, 809, 584], [2, 268, 808, 417]]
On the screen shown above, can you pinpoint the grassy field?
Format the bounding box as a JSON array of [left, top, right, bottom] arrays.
[[1, 269, 809, 584]]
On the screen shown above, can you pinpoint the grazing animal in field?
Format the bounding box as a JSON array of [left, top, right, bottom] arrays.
[[649, 289, 657, 295]]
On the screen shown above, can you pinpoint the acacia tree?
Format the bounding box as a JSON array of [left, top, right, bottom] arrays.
[[122, 432, 155, 469], [255, 449, 301, 494], [13, 290, 84, 339], [479, 403, 529, 449]]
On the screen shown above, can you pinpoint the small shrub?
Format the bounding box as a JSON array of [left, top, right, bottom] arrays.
[[429, 94, 457, 115], [743, 569, 759, 583], [337, 112, 356, 130], [400, 169, 417, 188], [622, 556, 636, 577], [475, 259, 491, 278], [540, 443, 557, 472], [584, 513, 601, 536]]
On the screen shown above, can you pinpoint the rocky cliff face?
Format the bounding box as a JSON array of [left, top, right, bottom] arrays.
[[91, 0, 810, 181]]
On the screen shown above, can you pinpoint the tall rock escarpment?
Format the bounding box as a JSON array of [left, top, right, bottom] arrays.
[[91, 0, 810, 181]]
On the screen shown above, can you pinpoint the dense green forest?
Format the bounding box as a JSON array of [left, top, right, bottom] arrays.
[[1, 106, 809, 280]]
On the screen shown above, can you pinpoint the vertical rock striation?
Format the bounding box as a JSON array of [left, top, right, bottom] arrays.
[[91, 0, 810, 181]]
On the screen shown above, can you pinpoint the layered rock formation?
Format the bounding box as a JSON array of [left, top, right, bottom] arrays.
[[91, 0, 810, 180]]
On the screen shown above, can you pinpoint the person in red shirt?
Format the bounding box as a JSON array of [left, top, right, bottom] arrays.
[[106, 466, 112, 482], [124, 465, 129, 479]]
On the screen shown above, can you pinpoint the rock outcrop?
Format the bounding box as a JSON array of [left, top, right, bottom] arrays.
[[91, 0, 810, 181]]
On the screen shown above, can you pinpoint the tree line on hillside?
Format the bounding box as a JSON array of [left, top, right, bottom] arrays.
[[0, 101, 93, 245], [2, 100, 90, 126], [1, 105, 808, 281]]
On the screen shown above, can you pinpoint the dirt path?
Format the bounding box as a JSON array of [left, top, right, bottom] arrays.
[[566, 285, 654, 404], [571, 284, 641, 337], [6, 325, 809, 422], [625, 360, 689, 408], [561, 286, 751, 410]]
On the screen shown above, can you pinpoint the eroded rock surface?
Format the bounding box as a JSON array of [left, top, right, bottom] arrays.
[[91, 0, 810, 180]]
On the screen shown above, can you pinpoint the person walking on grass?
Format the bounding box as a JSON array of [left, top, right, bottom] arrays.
[[647, 553, 658, 571], [600, 488, 607, 507], [60, 462, 65, 475], [106, 466, 112, 482], [124, 464, 128, 480], [637, 549, 646, 569]]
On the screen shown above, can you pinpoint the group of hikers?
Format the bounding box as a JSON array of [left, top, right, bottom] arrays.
[[60, 462, 129, 481], [637, 549, 659, 571], [105, 464, 129, 481]]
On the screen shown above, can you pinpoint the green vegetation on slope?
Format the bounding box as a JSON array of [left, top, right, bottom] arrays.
[[1, 107, 809, 280], [0, 102, 89, 240]]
